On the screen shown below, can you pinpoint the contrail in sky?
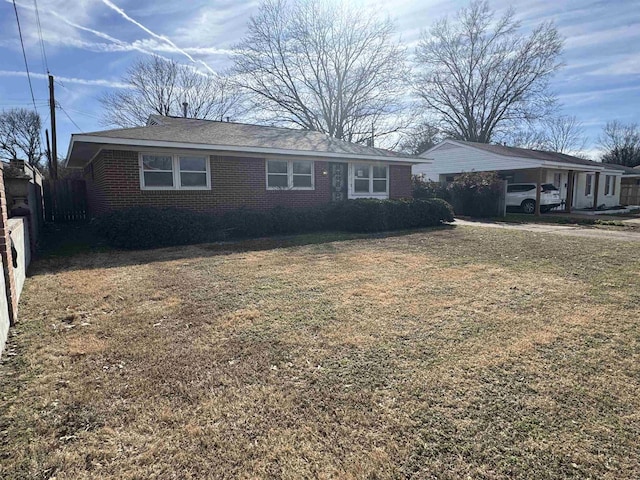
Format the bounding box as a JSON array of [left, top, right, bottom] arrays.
[[0, 70, 130, 88], [99, 0, 217, 75]]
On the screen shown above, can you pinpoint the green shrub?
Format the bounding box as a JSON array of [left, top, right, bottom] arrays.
[[222, 208, 274, 238], [93, 199, 454, 249], [92, 207, 220, 249], [412, 175, 451, 202], [330, 198, 454, 232], [330, 199, 388, 232], [447, 171, 504, 217]]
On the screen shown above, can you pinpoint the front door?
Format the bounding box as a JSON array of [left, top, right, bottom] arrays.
[[329, 162, 348, 202]]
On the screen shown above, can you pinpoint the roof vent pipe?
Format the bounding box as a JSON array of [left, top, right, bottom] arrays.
[[182, 102, 188, 118]]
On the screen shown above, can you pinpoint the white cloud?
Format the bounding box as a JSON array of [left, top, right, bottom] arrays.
[[0, 70, 130, 89]]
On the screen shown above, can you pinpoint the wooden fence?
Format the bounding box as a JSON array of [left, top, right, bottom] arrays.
[[621, 184, 640, 206], [43, 179, 88, 222]]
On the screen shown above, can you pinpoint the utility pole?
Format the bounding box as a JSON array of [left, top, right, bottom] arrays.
[[48, 74, 58, 180], [45, 129, 52, 174]]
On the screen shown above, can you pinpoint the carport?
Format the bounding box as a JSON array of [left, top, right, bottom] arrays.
[[415, 140, 624, 216]]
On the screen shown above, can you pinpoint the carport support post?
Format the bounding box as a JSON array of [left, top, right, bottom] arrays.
[[565, 170, 574, 213], [593, 172, 600, 210], [535, 168, 542, 216]]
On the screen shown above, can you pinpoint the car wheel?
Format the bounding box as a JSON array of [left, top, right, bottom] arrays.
[[522, 199, 536, 214]]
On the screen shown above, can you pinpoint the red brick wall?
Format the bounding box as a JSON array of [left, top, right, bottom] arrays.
[[389, 165, 413, 199], [83, 149, 413, 215]]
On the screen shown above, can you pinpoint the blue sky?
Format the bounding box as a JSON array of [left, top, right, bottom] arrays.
[[1, 0, 639, 159]]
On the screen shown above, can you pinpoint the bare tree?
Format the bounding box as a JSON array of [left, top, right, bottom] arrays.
[[544, 115, 587, 154], [100, 56, 243, 128], [505, 115, 587, 155], [599, 120, 640, 167], [0, 108, 42, 166], [503, 127, 548, 150], [232, 0, 408, 143], [398, 121, 443, 155], [414, 1, 563, 143]]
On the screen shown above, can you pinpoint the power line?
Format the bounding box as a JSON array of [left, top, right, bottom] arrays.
[[12, 0, 38, 113], [63, 107, 102, 121], [57, 103, 83, 132], [32, 0, 49, 74]]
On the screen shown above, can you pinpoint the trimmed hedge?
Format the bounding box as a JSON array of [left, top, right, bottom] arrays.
[[92, 207, 220, 249], [92, 199, 454, 249]]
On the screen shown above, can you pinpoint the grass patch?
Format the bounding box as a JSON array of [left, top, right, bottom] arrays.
[[1, 226, 639, 478]]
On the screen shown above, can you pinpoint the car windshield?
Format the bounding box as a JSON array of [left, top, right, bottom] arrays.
[[541, 184, 559, 192]]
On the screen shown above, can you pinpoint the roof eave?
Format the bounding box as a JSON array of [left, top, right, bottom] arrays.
[[66, 135, 427, 166]]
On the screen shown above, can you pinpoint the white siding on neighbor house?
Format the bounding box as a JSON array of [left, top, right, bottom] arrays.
[[572, 172, 622, 209], [413, 143, 541, 180]]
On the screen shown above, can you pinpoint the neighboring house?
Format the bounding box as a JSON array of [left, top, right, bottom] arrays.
[[608, 164, 640, 205], [65, 116, 422, 216], [414, 140, 624, 211]]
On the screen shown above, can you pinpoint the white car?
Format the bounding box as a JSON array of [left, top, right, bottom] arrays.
[[506, 183, 562, 214]]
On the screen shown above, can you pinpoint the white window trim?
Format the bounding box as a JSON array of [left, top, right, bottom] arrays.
[[348, 163, 389, 199], [585, 174, 593, 197], [604, 175, 615, 197], [139, 152, 211, 191], [265, 159, 315, 190]]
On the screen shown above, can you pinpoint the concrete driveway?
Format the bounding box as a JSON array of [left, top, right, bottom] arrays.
[[454, 218, 640, 242]]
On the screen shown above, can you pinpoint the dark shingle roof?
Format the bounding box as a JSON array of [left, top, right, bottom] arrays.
[[80, 115, 415, 160], [453, 140, 606, 168], [604, 163, 640, 175]]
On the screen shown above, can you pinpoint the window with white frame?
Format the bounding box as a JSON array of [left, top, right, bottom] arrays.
[[553, 173, 562, 189], [585, 174, 593, 196], [352, 163, 388, 195], [140, 153, 210, 190], [266, 160, 314, 189], [604, 175, 616, 196]]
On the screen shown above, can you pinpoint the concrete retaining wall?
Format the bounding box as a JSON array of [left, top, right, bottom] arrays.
[[8, 217, 30, 299], [0, 217, 30, 357], [0, 253, 8, 356]]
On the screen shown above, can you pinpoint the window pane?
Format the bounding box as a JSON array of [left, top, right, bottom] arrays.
[[180, 172, 207, 187], [144, 171, 173, 187], [268, 174, 288, 188], [373, 166, 387, 178], [180, 156, 207, 171], [143, 155, 172, 171], [354, 165, 370, 179], [293, 161, 312, 175], [354, 179, 369, 193], [293, 175, 312, 188], [268, 160, 288, 174], [373, 179, 387, 193]]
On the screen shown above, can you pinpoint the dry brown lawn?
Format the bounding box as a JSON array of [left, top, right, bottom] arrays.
[[1, 226, 639, 479]]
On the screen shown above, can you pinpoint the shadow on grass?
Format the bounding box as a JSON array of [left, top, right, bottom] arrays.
[[458, 213, 603, 226], [31, 222, 456, 275]]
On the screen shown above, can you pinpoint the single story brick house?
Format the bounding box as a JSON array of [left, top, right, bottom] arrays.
[[414, 140, 624, 212], [65, 116, 422, 216]]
